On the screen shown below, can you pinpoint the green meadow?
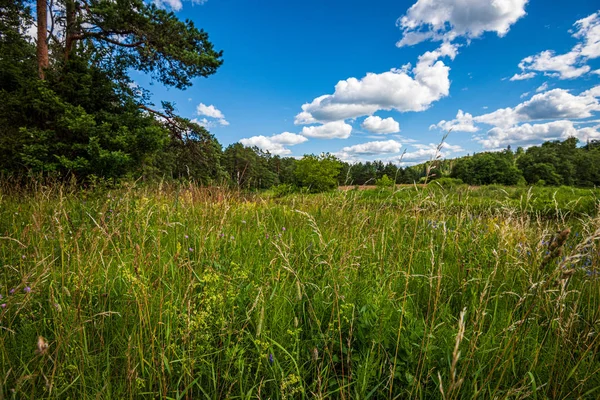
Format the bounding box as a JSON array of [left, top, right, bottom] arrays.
[[1, 183, 600, 399]]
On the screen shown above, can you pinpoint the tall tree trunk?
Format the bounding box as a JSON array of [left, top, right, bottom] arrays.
[[64, 0, 76, 62], [36, 0, 48, 79]]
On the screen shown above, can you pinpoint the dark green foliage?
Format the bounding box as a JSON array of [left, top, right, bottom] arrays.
[[451, 149, 523, 185], [67, 0, 223, 89], [516, 138, 600, 187], [0, 0, 224, 182], [222, 143, 278, 189], [1, 56, 169, 179], [376, 174, 395, 189], [294, 153, 342, 192]]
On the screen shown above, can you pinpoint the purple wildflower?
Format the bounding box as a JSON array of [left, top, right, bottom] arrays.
[[24, 286, 31, 294], [282, 227, 286, 231], [188, 247, 194, 252], [0, 304, 5, 309], [21, 255, 26, 259], [185, 235, 189, 239], [9, 289, 15, 295], [269, 353, 274, 364]]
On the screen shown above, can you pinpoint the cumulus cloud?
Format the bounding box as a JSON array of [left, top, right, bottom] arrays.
[[536, 82, 549, 92], [474, 88, 600, 128], [155, 0, 183, 11], [476, 120, 600, 149], [361, 116, 400, 134], [433, 85, 600, 149], [509, 72, 536, 81], [431, 110, 478, 132], [191, 118, 229, 129], [582, 85, 600, 98], [239, 132, 308, 156], [573, 12, 600, 59], [387, 142, 464, 166], [512, 11, 600, 80], [155, 0, 208, 11], [518, 49, 590, 79], [341, 140, 402, 155], [295, 43, 457, 124], [396, 0, 529, 47], [196, 103, 224, 119], [301, 121, 353, 139], [195, 103, 229, 127]]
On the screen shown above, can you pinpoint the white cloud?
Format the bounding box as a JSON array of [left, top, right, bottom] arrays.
[[396, 0, 529, 47], [155, 0, 183, 11], [387, 142, 464, 165], [476, 120, 600, 149], [431, 110, 478, 132], [509, 72, 536, 81], [192, 118, 229, 129], [512, 11, 600, 80], [536, 82, 549, 92], [341, 140, 402, 155], [301, 121, 353, 139], [582, 85, 600, 98], [518, 49, 590, 79], [295, 43, 457, 124], [474, 88, 600, 128], [520, 91, 530, 99], [155, 0, 207, 11], [573, 12, 600, 59], [269, 132, 308, 146], [361, 116, 400, 134], [195, 103, 229, 127], [196, 103, 225, 119], [239, 132, 307, 156]]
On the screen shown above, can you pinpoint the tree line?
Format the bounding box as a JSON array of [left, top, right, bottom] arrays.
[[3, 2, 600, 191]]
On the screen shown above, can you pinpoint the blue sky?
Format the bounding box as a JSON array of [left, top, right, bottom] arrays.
[[138, 0, 600, 165]]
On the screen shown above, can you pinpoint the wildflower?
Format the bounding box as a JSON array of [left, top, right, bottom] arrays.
[[21, 255, 26, 259], [185, 235, 189, 239], [266, 234, 269, 239], [24, 286, 31, 294], [220, 233, 225, 238], [188, 247, 194, 252], [269, 354, 274, 364], [230, 236, 235, 240], [36, 336, 49, 355], [282, 227, 286, 231], [0, 304, 5, 309], [9, 289, 15, 295]]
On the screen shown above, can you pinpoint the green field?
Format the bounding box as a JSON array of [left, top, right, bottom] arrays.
[[1, 183, 600, 399]]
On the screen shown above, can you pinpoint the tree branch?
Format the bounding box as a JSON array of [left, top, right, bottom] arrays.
[[138, 105, 183, 141]]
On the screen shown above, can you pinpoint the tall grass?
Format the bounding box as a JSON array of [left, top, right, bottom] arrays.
[[1, 182, 599, 398]]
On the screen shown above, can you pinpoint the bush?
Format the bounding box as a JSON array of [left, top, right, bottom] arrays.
[[431, 177, 464, 188], [271, 183, 297, 197], [376, 174, 395, 189]]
